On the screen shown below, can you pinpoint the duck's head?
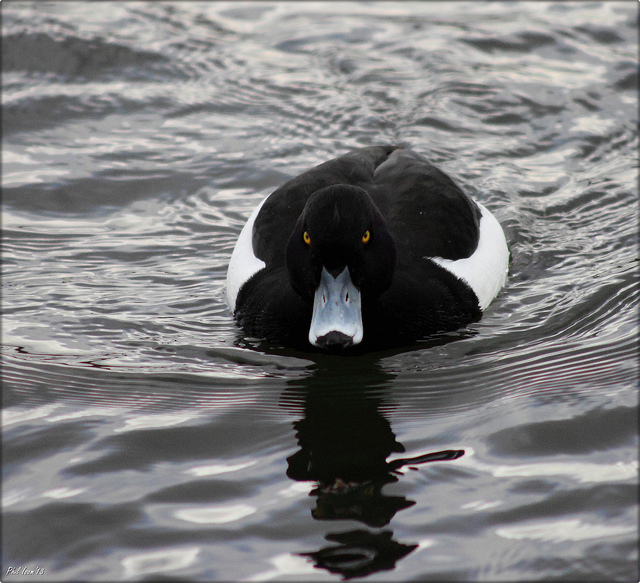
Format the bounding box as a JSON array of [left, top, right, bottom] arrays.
[[285, 185, 396, 350]]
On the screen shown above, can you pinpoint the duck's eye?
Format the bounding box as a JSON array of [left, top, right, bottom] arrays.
[[362, 230, 371, 244], [303, 231, 311, 245]]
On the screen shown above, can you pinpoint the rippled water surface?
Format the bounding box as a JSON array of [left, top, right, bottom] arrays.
[[2, 2, 638, 581]]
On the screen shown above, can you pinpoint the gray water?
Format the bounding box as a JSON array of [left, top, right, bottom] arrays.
[[2, 2, 638, 581]]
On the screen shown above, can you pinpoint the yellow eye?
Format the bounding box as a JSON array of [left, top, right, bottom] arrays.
[[303, 231, 311, 245], [362, 230, 371, 244]]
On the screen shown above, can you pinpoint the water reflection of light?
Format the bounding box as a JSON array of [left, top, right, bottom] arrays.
[[2, 403, 62, 427], [3, 319, 93, 356], [175, 503, 256, 524], [245, 553, 318, 582], [457, 448, 637, 483], [277, 481, 314, 499], [48, 407, 124, 423], [492, 460, 637, 483], [42, 487, 86, 499], [461, 499, 502, 512], [496, 518, 636, 543], [121, 546, 200, 579], [114, 412, 201, 433], [187, 460, 257, 477], [2, 488, 32, 508], [569, 115, 616, 134], [2, 148, 70, 187]]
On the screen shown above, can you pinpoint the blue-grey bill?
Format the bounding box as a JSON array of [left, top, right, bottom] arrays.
[[309, 266, 363, 347]]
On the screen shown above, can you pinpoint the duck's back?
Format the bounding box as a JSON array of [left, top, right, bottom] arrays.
[[367, 148, 481, 262]]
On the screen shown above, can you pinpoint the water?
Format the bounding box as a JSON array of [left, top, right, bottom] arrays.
[[2, 2, 638, 581]]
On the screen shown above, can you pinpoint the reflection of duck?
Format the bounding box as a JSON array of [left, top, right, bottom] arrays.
[[307, 449, 464, 529], [282, 361, 464, 579], [286, 397, 463, 528], [286, 385, 410, 528], [286, 388, 404, 489], [227, 145, 509, 351], [301, 530, 417, 581]]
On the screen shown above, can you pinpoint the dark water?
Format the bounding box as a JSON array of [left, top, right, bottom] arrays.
[[2, 2, 638, 581]]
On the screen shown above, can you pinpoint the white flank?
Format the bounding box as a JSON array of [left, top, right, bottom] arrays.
[[226, 196, 268, 312], [431, 201, 509, 310]]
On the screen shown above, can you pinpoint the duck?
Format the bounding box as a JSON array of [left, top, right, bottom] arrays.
[[226, 145, 509, 352]]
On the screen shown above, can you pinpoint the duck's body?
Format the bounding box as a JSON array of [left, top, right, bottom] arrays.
[[226, 145, 508, 352]]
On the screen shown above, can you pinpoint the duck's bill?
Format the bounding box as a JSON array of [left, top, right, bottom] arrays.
[[309, 266, 363, 349]]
